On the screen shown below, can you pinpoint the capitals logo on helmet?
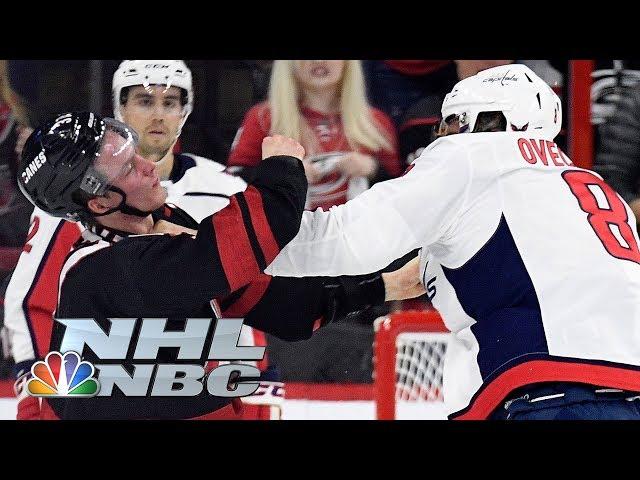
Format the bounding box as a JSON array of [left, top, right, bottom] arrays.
[[441, 64, 562, 139], [112, 60, 193, 136]]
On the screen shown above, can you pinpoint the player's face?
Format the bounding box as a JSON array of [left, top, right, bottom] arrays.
[[293, 60, 345, 92], [94, 130, 167, 212], [120, 85, 184, 158]]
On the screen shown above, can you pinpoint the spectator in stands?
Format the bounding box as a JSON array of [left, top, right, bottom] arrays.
[[454, 60, 514, 80], [0, 61, 34, 281], [593, 81, 640, 228], [364, 61, 514, 171], [397, 95, 443, 168], [227, 60, 401, 211], [363, 61, 459, 128], [0, 60, 35, 377], [364, 61, 512, 127]]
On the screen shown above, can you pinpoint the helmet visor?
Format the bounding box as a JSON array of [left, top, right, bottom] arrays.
[[79, 118, 139, 196]]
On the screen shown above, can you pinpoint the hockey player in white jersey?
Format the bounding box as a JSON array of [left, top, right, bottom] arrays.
[[266, 64, 640, 419], [3, 60, 276, 419]]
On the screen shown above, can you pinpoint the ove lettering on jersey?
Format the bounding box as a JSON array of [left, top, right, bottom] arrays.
[[517, 138, 573, 167]]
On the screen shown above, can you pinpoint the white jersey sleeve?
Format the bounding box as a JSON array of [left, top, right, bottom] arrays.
[[164, 158, 247, 223], [265, 137, 473, 276]]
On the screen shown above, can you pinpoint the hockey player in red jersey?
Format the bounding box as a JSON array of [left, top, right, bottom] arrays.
[[14, 111, 423, 420], [7, 61, 262, 418]]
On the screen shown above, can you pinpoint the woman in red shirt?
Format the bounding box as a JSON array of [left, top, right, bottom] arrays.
[[228, 60, 401, 211]]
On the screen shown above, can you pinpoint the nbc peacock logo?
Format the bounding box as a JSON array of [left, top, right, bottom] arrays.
[[27, 351, 100, 397]]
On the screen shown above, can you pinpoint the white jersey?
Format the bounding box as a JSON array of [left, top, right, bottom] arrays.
[[266, 132, 640, 418], [163, 155, 245, 222], [4, 153, 248, 373]]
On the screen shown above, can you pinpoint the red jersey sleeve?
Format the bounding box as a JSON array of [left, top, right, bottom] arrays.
[[227, 103, 272, 167]]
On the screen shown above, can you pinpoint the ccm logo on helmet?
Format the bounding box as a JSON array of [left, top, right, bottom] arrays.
[[144, 64, 169, 69], [21, 151, 47, 185]]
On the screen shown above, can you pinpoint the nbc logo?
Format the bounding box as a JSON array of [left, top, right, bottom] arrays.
[[27, 351, 100, 397]]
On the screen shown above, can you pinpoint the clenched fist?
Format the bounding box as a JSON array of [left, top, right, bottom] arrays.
[[262, 135, 305, 161]]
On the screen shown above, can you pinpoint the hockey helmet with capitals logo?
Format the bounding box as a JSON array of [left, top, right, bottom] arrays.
[[112, 60, 193, 134], [440, 63, 562, 138], [17, 112, 139, 221]]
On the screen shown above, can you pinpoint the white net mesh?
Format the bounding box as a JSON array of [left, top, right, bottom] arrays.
[[394, 331, 450, 419], [374, 312, 451, 419], [395, 332, 448, 402]]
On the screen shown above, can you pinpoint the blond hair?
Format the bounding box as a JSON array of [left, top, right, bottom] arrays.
[[0, 60, 11, 103], [0, 60, 30, 126], [268, 60, 392, 153]]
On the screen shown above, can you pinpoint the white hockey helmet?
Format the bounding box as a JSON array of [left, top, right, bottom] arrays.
[[441, 64, 562, 138], [112, 60, 193, 135]]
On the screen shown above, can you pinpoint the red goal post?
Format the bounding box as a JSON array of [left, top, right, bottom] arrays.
[[373, 310, 450, 420], [568, 60, 595, 170]]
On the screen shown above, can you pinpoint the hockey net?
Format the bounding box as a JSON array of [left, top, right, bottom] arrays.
[[373, 309, 450, 420]]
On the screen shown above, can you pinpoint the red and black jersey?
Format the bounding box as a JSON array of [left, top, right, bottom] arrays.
[[46, 156, 385, 419], [5, 153, 241, 376]]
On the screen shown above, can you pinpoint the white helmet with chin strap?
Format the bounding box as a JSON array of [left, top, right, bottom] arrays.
[[441, 63, 562, 138], [112, 60, 193, 137]]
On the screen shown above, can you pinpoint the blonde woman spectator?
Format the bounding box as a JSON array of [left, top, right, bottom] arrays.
[[228, 60, 401, 211]]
